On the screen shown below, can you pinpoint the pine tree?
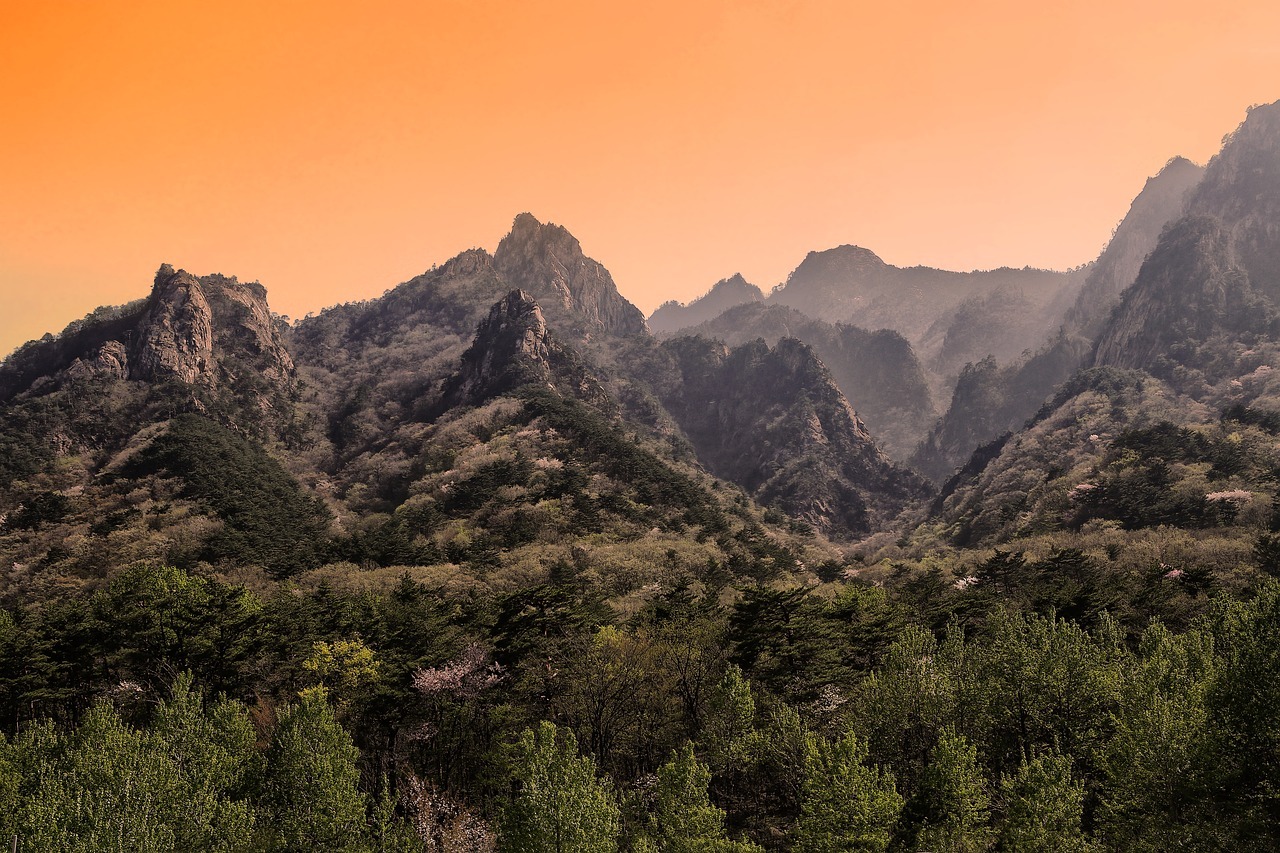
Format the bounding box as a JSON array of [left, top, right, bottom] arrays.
[[645, 744, 762, 852], [499, 721, 619, 853], [997, 751, 1095, 853], [793, 730, 902, 853], [911, 727, 992, 853], [261, 688, 370, 852]]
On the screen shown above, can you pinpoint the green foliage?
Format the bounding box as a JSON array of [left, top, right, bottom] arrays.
[[908, 727, 993, 853], [499, 721, 619, 853], [262, 688, 371, 851], [792, 729, 902, 853], [1, 681, 259, 852], [996, 751, 1094, 853], [123, 414, 331, 577], [644, 744, 762, 852]]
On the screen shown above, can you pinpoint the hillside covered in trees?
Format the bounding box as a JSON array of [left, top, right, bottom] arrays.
[[5, 101, 1280, 851]]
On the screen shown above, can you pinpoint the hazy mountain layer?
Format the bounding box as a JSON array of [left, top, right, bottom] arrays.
[[679, 302, 934, 460]]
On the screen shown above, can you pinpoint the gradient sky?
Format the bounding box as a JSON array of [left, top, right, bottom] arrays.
[[3, 0, 1280, 358]]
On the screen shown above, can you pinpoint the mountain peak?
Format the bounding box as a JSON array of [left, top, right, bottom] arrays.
[[436, 290, 607, 413], [647, 273, 764, 336], [494, 213, 647, 336]]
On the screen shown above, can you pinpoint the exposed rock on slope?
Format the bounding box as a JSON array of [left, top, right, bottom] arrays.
[[647, 274, 764, 336], [660, 335, 929, 538], [681, 302, 934, 460], [436, 290, 608, 413], [495, 213, 648, 336], [0, 264, 294, 404]]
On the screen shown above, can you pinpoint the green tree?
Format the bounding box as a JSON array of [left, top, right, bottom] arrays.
[[261, 688, 370, 852], [910, 727, 992, 853], [644, 744, 761, 852], [996, 752, 1094, 853], [701, 664, 755, 772], [499, 721, 619, 853], [793, 730, 902, 853]]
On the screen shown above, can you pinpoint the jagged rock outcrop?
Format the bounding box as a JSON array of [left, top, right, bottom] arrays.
[[435, 290, 608, 414], [0, 265, 294, 404], [1093, 101, 1280, 379], [681, 302, 934, 460], [647, 273, 764, 336], [660, 335, 929, 537], [495, 213, 648, 336]]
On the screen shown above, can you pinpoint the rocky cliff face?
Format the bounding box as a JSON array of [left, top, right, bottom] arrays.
[[436, 290, 608, 412], [660, 335, 929, 537], [647, 273, 764, 336], [1093, 102, 1280, 379], [0, 265, 294, 404], [680, 302, 935, 460], [494, 213, 648, 337]]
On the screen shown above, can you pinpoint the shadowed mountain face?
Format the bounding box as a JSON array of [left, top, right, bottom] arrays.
[[910, 154, 1209, 483], [678, 302, 935, 460], [1094, 102, 1280, 382], [659, 335, 929, 537], [647, 274, 764, 337]]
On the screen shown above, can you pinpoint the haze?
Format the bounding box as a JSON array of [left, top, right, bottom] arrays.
[[3, 0, 1279, 358]]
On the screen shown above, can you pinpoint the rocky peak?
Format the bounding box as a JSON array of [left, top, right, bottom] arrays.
[[436, 290, 608, 413], [132, 265, 294, 385], [0, 264, 293, 403], [493, 213, 648, 336], [647, 273, 765, 337]]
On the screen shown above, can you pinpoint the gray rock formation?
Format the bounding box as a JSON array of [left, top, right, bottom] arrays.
[[495, 213, 648, 336]]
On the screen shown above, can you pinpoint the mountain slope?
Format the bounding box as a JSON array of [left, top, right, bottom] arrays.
[[911, 155, 1207, 482], [660, 335, 929, 538], [680, 302, 934, 460], [647, 274, 764, 336]]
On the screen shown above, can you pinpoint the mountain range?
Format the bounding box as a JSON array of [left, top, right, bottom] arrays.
[[6, 98, 1280, 852]]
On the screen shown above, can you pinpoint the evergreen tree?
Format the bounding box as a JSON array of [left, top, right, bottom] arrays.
[[645, 743, 761, 852], [793, 730, 902, 853], [702, 664, 755, 772], [910, 727, 992, 853], [499, 721, 619, 853], [996, 752, 1094, 853], [261, 688, 370, 852]]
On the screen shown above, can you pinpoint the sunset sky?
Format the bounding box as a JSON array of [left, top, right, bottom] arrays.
[[3, 0, 1280, 357]]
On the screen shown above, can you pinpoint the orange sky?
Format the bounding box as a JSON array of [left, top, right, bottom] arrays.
[[3, 0, 1280, 357]]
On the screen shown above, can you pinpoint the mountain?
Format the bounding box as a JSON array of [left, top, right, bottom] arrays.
[[910, 154, 1207, 483], [766, 244, 1078, 369], [0, 265, 293, 405], [435, 290, 608, 413], [678, 302, 934, 460], [1064, 156, 1205, 339], [647, 273, 764, 336], [495, 212, 648, 337], [1094, 102, 1280, 381], [659, 335, 929, 537]]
